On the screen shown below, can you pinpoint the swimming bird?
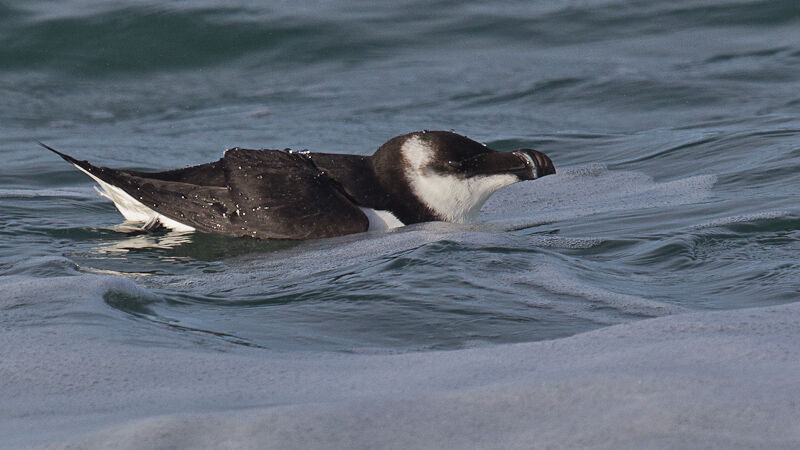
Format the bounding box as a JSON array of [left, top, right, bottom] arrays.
[[43, 131, 556, 239]]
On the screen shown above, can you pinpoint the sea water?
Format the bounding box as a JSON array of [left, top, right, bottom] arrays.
[[2, 0, 799, 447]]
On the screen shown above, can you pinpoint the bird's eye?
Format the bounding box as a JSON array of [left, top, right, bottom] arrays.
[[448, 160, 462, 169]]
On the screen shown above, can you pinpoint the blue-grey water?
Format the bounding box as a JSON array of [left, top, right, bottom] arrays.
[[2, 0, 799, 358]]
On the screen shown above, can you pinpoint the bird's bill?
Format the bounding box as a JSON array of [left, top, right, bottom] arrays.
[[461, 149, 556, 180]]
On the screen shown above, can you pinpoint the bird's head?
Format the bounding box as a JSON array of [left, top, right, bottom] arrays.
[[372, 131, 555, 223]]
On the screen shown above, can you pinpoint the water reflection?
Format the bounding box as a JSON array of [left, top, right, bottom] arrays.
[[95, 222, 300, 260]]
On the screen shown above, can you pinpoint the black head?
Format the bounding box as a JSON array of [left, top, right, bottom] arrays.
[[371, 131, 556, 224]]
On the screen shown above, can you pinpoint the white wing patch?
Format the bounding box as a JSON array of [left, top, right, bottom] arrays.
[[74, 165, 196, 232], [402, 136, 518, 223]]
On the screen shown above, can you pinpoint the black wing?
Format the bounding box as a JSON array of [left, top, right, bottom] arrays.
[[216, 148, 369, 239], [45, 144, 369, 239]]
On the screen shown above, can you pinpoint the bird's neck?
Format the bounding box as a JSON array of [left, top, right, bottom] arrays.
[[309, 152, 438, 225], [308, 153, 392, 210]]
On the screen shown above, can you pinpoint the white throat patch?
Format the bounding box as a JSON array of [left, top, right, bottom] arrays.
[[401, 136, 518, 223]]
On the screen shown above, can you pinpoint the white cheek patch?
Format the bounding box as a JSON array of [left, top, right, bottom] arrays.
[[401, 136, 518, 223], [409, 171, 518, 223]]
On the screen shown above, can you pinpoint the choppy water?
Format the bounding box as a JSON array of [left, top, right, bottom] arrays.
[[2, 0, 799, 356]]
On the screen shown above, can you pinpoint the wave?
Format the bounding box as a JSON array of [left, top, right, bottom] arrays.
[[691, 210, 794, 231], [2, 0, 797, 76], [483, 164, 717, 230], [0, 187, 93, 198], [8, 290, 800, 448], [0, 4, 402, 74], [502, 263, 686, 319], [1, 274, 155, 325]]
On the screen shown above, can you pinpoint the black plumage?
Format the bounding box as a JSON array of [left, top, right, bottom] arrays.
[[43, 144, 368, 239], [42, 131, 556, 240]]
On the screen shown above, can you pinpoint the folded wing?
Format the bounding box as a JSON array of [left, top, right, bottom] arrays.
[[217, 148, 368, 239], [47, 144, 369, 239]]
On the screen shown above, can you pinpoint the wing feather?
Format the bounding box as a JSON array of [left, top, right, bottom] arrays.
[[220, 148, 368, 239], [48, 145, 369, 239]]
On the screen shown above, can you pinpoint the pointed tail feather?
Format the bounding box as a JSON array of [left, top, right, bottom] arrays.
[[38, 141, 196, 231], [38, 141, 78, 164], [38, 141, 96, 174]]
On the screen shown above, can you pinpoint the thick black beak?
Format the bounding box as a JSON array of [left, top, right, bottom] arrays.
[[512, 149, 556, 180], [456, 148, 556, 180]]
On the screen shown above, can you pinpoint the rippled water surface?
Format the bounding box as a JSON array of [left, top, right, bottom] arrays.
[[2, 0, 799, 353]]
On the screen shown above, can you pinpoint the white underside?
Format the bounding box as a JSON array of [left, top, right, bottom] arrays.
[[75, 165, 196, 232], [359, 207, 405, 231]]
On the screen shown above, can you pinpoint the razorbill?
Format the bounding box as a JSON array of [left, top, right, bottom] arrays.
[[43, 131, 556, 240]]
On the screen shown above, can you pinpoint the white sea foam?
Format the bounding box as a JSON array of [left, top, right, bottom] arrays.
[[691, 209, 792, 230], [482, 164, 717, 229], [1, 275, 155, 318], [2, 274, 799, 448], [502, 263, 687, 319], [0, 164, 789, 448]]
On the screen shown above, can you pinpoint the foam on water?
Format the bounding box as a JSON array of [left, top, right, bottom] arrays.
[[505, 263, 686, 319], [152, 228, 606, 303], [1, 274, 154, 320], [691, 209, 793, 230], [3, 0, 800, 446], [158, 163, 714, 298], [35, 163, 724, 354], [3, 285, 800, 448], [483, 164, 717, 229]]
